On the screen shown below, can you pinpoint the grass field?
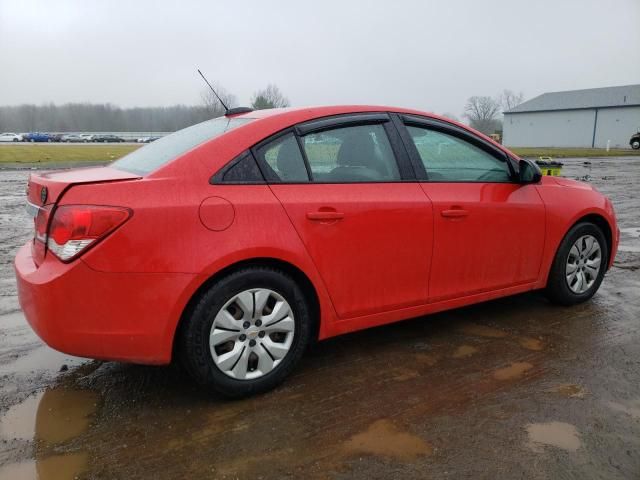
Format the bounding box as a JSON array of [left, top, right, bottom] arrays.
[[0, 144, 140, 164], [510, 147, 640, 158]]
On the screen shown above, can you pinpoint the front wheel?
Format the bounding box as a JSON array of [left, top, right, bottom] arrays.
[[545, 222, 608, 305], [179, 267, 312, 398], [631, 140, 640, 150]]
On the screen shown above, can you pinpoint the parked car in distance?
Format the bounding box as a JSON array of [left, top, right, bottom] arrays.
[[79, 134, 95, 143], [60, 134, 85, 143], [630, 131, 640, 150], [137, 136, 160, 143], [23, 132, 50, 142], [93, 134, 125, 143], [15, 105, 619, 398], [0, 132, 23, 142]]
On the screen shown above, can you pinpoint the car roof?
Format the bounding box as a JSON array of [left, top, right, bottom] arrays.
[[231, 105, 430, 120]]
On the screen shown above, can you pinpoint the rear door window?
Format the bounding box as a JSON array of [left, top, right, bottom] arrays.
[[301, 124, 400, 182]]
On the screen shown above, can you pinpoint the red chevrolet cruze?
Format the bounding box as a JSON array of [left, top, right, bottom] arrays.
[[15, 106, 619, 397]]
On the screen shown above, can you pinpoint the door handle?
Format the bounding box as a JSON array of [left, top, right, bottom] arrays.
[[441, 209, 469, 218], [306, 211, 345, 221]]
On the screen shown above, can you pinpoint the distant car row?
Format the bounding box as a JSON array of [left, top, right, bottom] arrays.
[[0, 132, 162, 143]]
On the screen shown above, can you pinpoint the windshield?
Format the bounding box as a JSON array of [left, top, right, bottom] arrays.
[[112, 116, 254, 175]]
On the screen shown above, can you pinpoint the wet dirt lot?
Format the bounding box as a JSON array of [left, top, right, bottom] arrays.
[[1, 158, 639, 479]]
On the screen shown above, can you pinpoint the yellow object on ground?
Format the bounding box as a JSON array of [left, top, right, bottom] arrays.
[[536, 156, 564, 176]]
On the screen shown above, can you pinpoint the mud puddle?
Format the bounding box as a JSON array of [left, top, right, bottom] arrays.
[[344, 419, 432, 461], [519, 337, 544, 351], [452, 345, 478, 358], [548, 384, 588, 398], [0, 452, 87, 480], [526, 421, 581, 452], [607, 399, 640, 419], [493, 362, 533, 380], [0, 387, 98, 443]]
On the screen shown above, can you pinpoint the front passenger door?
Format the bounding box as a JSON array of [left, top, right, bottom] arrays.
[[399, 117, 545, 302]]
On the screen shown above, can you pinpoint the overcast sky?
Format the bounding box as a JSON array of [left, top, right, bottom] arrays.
[[0, 0, 638, 118]]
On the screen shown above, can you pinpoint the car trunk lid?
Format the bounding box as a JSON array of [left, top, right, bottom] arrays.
[[27, 166, 140, 206]]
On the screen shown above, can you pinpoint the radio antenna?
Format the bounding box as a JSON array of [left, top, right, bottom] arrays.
[[197, 69, 229, 113]]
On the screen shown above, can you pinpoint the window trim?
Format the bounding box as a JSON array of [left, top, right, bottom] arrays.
[[249, 113, 416, 185], [295, 113, 390, 136], [393, 113, 518, 183]]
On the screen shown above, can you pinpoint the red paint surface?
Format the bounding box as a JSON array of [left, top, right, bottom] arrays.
[[15, 106, 619, 364]]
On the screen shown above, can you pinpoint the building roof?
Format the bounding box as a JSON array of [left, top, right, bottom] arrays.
[[505, 84, 640, 114]]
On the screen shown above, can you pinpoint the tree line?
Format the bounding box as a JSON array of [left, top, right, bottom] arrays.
[[0, 84, 290, 132], [0, 103, 217, 132], [0, 83, 522, 135]]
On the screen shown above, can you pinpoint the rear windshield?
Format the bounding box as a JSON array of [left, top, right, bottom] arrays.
[[112, 117, 253, 175]]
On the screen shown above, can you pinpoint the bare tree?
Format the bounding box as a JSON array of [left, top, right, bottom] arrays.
[[251, 84, 290, 110], [464, 96, 501, 134], [201, 84, 237, 117], [499, 89, 524, 112]]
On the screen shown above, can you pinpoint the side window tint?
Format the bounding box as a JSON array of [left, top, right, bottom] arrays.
[[219, 152, 264, 183], [256, 133, 309, 182], [302, 124, 400, 183], [406, 126, 511, 182]]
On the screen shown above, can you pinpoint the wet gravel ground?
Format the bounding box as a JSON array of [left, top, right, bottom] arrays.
[[0, 158, 639, 479]]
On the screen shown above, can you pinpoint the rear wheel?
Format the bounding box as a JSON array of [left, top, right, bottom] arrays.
[[631, 140, 640, 150], [179, 267, 312, 398], [545, 222, 608, 305]]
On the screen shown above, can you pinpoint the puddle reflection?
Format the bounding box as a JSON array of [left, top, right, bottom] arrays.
[[0, 387, 96, 479]]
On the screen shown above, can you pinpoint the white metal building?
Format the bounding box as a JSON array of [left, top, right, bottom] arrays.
[[503, 84, 640, 148]]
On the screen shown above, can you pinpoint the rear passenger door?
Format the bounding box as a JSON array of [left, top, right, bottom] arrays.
[[394, 114, 545, 301], [254, 114, 434, 319]]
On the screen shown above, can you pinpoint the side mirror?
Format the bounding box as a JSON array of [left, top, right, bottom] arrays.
[[518, 159, 542, 184]]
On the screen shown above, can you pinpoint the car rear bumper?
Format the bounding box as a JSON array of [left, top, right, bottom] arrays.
[[14, 243, 195, 365]]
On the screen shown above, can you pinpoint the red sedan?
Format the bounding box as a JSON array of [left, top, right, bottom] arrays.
[[15, 106, 619, 397]]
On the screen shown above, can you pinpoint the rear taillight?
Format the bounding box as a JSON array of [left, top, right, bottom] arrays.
[[37, 205, 131, 263]]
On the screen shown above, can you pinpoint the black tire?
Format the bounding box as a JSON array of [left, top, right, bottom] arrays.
[[179, 267, 312, 398], [545, 222, 608, 306], [631, 140, 640, 150]]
